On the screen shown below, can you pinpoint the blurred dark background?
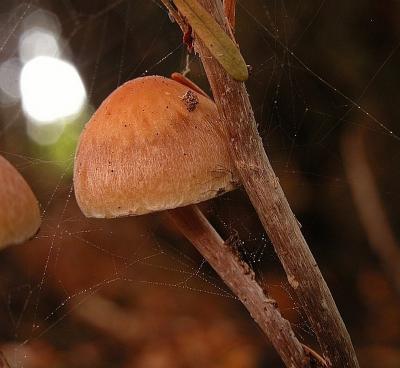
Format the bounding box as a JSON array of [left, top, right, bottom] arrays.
[[0, 0, 399, 367]]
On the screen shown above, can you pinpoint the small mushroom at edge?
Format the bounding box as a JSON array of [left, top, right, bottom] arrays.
[[0, 155, 41, 249]]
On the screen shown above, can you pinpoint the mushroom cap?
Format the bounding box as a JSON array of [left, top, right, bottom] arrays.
[[0, 155, 41, 248], [74, 76, 238, 218]]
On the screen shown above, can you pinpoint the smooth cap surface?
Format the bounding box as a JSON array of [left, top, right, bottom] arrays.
[[0, 155, 41, 248], [74, 76, 238, 218]]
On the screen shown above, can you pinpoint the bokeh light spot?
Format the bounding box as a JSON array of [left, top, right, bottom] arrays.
[[19, 56, 86, 124], [19, 28, 60, 63], [0, 58, 21, 105]]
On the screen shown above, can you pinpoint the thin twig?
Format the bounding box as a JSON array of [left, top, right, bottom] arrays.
[[0, 351, 11, 368], [302, 344, 328, 368], [168, 205, 309, 368], [223, 0, 236, 31], [342, 128, 400, 296], [162, 1, 359, 367], [171, 72, 209, 97]]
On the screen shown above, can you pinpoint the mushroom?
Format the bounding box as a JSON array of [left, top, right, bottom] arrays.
[[73, 75, 308, 366], [0, 155, 41, 248], [74, 75, 237, 218]]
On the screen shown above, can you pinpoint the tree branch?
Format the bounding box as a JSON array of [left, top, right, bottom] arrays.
[[162, 1, 359, 367]]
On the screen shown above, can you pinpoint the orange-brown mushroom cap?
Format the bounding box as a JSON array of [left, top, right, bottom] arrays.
[[74, 76, 238, 218], [0, 155, 41, 248]]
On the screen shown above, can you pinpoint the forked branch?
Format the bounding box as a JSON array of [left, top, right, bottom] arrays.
[[162, 1, 359, 367], [167, 74, 311, 366]]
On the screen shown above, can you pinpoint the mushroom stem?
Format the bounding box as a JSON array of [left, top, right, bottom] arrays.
[[167, 205, 309, 368]]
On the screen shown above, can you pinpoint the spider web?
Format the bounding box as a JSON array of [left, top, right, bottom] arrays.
[[0, 0, 400, 367]]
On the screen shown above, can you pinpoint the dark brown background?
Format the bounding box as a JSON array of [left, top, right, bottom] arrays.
[[0, 0, 399, 367]]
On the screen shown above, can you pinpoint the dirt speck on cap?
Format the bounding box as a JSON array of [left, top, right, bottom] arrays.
[[181, 90, 199, 112]]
